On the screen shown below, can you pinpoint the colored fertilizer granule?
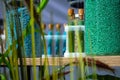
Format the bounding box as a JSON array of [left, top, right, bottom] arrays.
[[6, 7, 43, 57], [85, 0, 120, 55]]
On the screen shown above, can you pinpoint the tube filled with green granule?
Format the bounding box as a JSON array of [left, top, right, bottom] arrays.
[[67, 8, 75, 52]]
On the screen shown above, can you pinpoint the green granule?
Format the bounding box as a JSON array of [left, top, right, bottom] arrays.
[[85, 0, 120, 55]]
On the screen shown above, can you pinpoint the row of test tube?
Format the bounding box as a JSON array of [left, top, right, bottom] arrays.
[[41, 23, 66, 57]]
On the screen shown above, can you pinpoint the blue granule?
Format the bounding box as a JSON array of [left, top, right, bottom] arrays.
[[19, 7, 42, 57], [85, 0, 120, 55], [62, 32, 66, 54], [6, 7, 42, 57], [6, 10, 18, 50], [47, 30, 53, 56], [55, 31, 61, 56]]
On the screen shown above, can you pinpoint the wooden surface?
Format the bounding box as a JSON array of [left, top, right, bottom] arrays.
[[21, 56, 120, 66]]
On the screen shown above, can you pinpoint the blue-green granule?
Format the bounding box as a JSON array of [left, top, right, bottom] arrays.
[[6, 7, 43, 57], [85, 0, 120, 55], [19, 7, 42, 57]]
